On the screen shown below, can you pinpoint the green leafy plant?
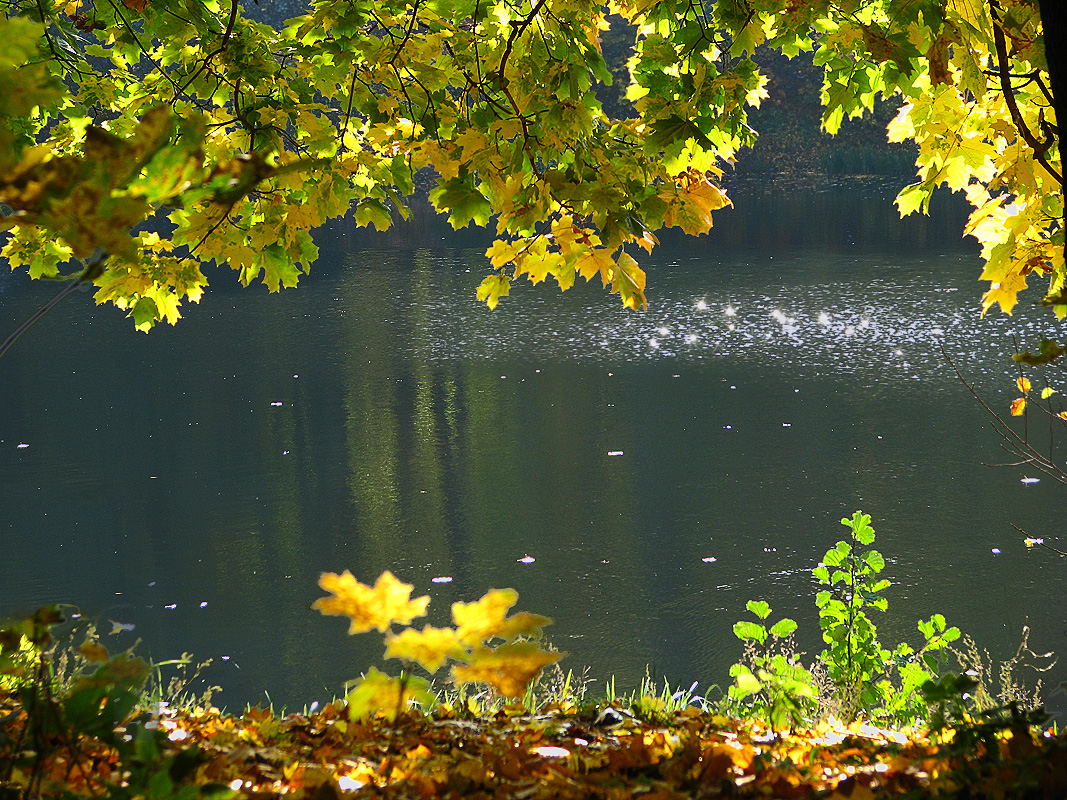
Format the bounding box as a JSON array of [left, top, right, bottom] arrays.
[[813, 512, 961, 724], [728, 600, 816, 729], [0, 605, 233, 800], [728, 512, 967, 729]]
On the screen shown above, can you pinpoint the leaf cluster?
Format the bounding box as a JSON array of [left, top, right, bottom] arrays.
[[313, 570, 562, 721], [3, 0, 1058, 333]]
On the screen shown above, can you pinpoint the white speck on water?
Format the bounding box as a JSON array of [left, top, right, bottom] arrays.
[[270, 402, 283, 407], [500, 375, 506, 379], [696, 300, 708, 310], [725, 425, 732, 429], [818, 312, 831, 325], [431, 576, 453, 583], [148, 582, 156, 587], [1021, 477, 1040, 484], [165, 604, 177, 610], [991, 548, 1001, 554], [649, 338, 659, 348], [16, 443, 28, 449], [518, 555, 536, 564], [293, 374, 299, 378], [724, 305, 737, 317], [200, 601, 208, 608], [702, 557, 718, 563], [685, 334, 698, 344], [658, 326, 670, 336], [607, 450, 624, 456], [282, 450, 289, 455], [782, 423, 791, 427]]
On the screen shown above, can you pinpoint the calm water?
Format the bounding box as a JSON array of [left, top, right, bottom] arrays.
[[2, 181, 1065, 714]]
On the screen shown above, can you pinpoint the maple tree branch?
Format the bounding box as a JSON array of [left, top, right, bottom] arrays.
[[941, 343, 1067, 486], [174, 0, 240, 103], [0, 252, 107, 361], [989, 0, 1062, 185], [1011, 524, 1067, 557], [497, 0, 550, 90]]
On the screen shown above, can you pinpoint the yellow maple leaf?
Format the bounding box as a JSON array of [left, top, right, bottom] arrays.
[[476, 274, 510, 310], [451, 643, 563, 698], [346, 666, 433, 721], [1016, 376, 1031, 393], [452, 589, 552, 645], [1010, 397, 1026, 416], [313, 570, 429, 634], [384, 626, 463, 673]]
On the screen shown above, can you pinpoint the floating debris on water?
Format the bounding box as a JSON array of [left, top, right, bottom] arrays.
[[517, 555, 536, 564], [702, 557, 718, 563], [607, 450, 624, 456], [1021, 477, 1040, 484], [431, 576, 453, 583]]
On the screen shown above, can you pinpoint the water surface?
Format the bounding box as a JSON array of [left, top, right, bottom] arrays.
[[2, 181, 1064, 714]]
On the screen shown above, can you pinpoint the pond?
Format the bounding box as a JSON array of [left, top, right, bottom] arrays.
[[2, 179, 1065, 715]]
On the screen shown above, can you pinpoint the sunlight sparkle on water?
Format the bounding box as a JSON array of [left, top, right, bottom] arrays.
[[724, 305, 737, 316], [696, 300, 708, 310]]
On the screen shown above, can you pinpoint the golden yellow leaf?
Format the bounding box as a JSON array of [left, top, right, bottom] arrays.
[[313, 570, 429, 634], [346, 666, 433, 721], [451, 643, 563, 698], [1010, 397, 1026, 416], [384, 626, 463, 673], [452, 589, 552, 645], [1017, 376, 1031, 393]]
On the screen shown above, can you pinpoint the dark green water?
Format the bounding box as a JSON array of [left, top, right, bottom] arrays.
[[2, 181, 1065, 714]]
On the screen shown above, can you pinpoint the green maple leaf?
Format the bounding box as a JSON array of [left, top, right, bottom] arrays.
[[354, 197, 392, 231], [429, 178, 492, 229], [257, 243, 300, 291]]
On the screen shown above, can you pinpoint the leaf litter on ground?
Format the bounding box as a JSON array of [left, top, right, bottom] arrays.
[[4, 689, 1066, 799]]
